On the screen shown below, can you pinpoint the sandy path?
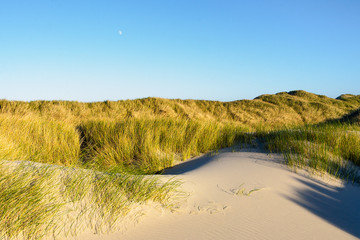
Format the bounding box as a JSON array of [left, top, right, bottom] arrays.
[[80, 149, 360, 240]]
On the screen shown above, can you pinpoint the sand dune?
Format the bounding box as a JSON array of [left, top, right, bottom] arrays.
[[80, 149, 360, 240]]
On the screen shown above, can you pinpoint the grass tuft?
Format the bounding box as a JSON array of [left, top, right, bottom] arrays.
[[0, 161, 182, 239], [78, 119, 249, 174], [260, 122, 360, 182]]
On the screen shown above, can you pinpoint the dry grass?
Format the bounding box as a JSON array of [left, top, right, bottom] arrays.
[[0, 90, 359, 239], [0, 90, 358, 172], [0, 161, 182, 240], [0, 90, 359, 127], [78, 119, 248, 174], [0, 115, 80, 166], [261, 122, 360, 182]]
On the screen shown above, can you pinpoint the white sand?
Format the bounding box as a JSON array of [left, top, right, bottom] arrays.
[[80, 149, 360, 240]]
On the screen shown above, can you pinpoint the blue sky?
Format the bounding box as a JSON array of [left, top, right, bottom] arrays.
[[0, 0, 359, 101]]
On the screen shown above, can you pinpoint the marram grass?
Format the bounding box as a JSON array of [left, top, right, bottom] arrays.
[[0, 90, 359, 127], [0, 115, 80, 166], [0, 91, 359, 239], [0, 161, 182, 240], [0, 115, 250, 174], [78, 119, 250, 174], [260, 122, 360, 182], [0, 116, 249, 238]]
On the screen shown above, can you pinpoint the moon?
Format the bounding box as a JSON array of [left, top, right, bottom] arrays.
[[118, 30, 123, 35]]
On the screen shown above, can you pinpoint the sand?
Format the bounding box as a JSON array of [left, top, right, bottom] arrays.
[[79, 149, 360, 240]]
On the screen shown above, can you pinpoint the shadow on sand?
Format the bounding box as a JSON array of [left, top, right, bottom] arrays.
[[283, 176, 360, 239], [162, 154, 216, 175], [162, 147, 278, 175], [163, 149, 360, 238]]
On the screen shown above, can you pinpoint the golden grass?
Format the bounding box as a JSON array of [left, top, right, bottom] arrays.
[[0, 90, 359, 239], [0, 90, 358, 172], [0, 90, 359, 127], [0, 115, 80, 166], [78, 119, 248, 174], [0, 160, 182, 239], [261, 122, 360, 182]]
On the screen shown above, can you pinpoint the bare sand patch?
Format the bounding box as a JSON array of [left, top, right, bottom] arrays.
[[78, 149, 360, 240]]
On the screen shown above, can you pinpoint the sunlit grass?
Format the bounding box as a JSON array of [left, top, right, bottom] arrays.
[[78, 119, 250, 174], [260, 122, 360, 182], [0, 115, 80, 166], [0, 91, 359, 239], [0, 161, 182, 240], [0, 90, 359, 127]]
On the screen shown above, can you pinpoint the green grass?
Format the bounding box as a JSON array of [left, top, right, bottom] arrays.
[[260, 122, 360, 182], [0, 91, 359, 239], [0, 90, 358, 173], [0, 117, 249, 239], [78, 119, 250, 174], [0, 116, 250, 174], [0, 90, 359, 127], [0, 115, 80, 166], [0, 160, 182, 240]]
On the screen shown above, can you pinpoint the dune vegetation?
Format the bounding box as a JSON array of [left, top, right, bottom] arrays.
[[0, 90, 359, 174], [260, 121, 360, 182], [1, 90, 360, 239], [0, 161, 182, 239]]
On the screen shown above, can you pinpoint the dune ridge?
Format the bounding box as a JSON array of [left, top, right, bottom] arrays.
[[1, 91, 360, 239]]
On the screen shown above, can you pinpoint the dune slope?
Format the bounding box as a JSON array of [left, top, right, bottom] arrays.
[[81, 149, 360, 240]]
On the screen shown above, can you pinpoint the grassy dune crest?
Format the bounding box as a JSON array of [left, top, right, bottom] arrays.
[[0, 91, 359, 239], [0, 90, 359, 127], [0, 90, 358, 172], [78, 119, 249, 173]]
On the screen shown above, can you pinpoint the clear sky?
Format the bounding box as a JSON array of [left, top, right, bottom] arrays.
[[0, 0, 359, 102]]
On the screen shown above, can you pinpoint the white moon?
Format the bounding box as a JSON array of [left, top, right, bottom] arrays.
[[118, 30, 123, 35]]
